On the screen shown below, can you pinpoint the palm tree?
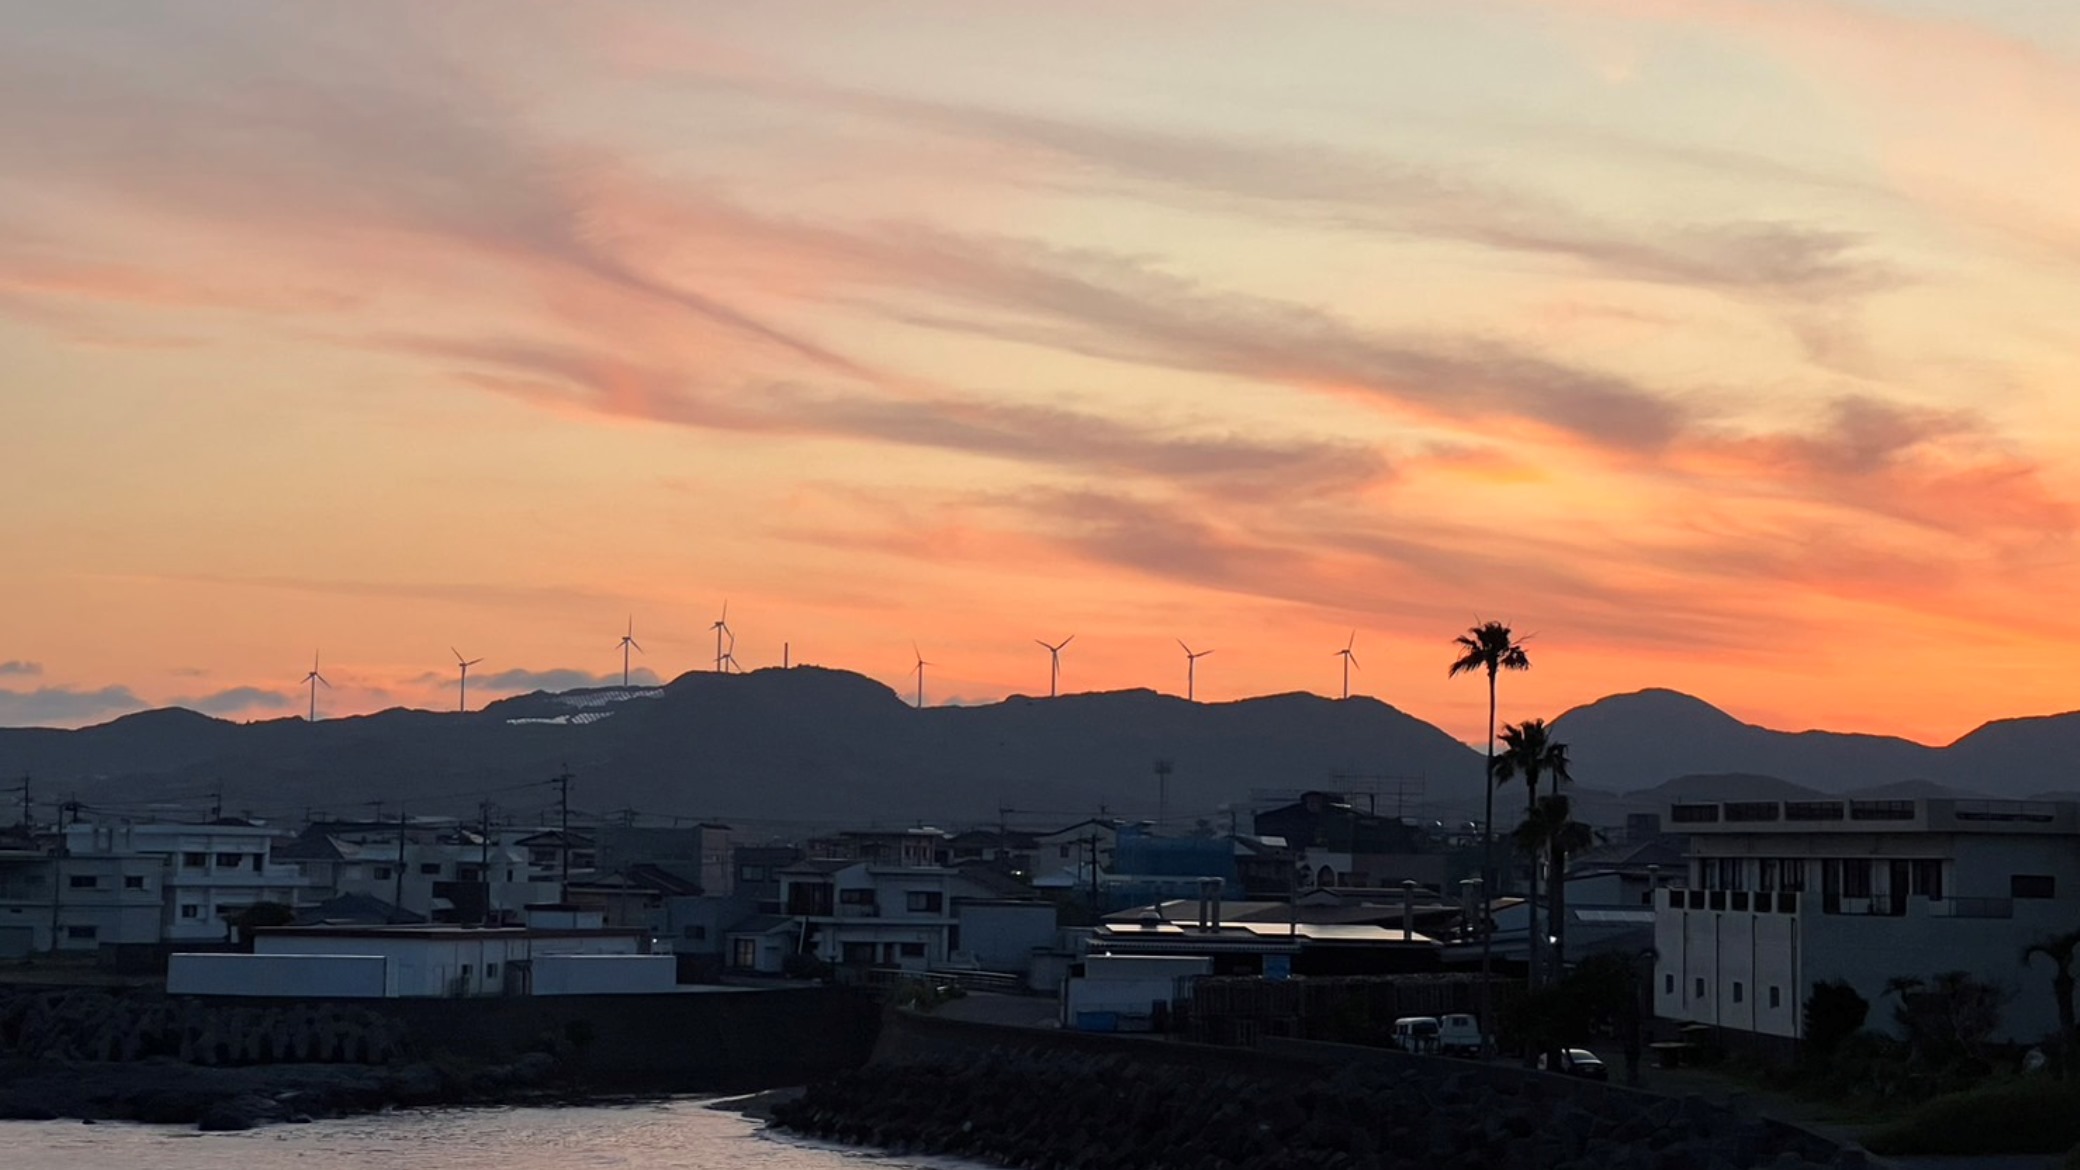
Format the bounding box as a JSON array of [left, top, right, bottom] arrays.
[[2024, 930, 2080, 1078], [1514, 793, 1594, 984], [1448, 622, 1530, 984], [1492, 718, 1571, 986]]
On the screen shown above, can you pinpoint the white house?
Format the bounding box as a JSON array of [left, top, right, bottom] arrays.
[[1654, 797, 2080, 1046], [66, 820, 310, 943], [762, 859, 1052, 974]]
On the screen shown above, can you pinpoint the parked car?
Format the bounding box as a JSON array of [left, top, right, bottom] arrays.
[[1537, 1047, 1609, 1080], [1392, 1016, 1440, 1053], [1436, 1013, 1486, 1057]]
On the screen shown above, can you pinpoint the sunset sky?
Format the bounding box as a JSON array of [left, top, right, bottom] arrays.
[[3, 1, 2078, 745]]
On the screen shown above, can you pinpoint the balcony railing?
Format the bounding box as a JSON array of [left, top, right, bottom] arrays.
[[1724, 802, 1781, 823], [1784, 801, 1846, 821], [1670, 804, 1721, 824], [1849, 800, 1916, 822]]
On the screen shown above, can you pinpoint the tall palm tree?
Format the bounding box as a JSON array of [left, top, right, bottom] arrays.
[[1448, 622, 1530, 986], [1514, 793, 1594, 984], [2024, 930, 2080, 1079], [1492, 718, 1571, 986]]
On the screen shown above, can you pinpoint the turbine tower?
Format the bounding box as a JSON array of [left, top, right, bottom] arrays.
[[1035, 635, 1074, 698], [912, 643, 930, 710], [711, 601, 733, 673], [616, 617, 642, 687], [1178, 640, 1213, 702], [1334, 631, 1360, 700], [300, 650, 330, 723], [452, 647, 483, 712]]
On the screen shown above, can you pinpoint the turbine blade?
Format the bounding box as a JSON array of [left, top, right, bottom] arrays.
[[1061, 634, 1075, 648], [1349, 656, 1361, 671], [1346, 631, 1356, 650], [1178, 638, 1191, 655], [316, 674, 331, 687], [1035, 639, 1051, 650], [629, 639, 644, 654]]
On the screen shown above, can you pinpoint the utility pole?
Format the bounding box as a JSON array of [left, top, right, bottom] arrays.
[[13, 775, 28, 829], [1153, 759, 1173, 833], [480, 800, 495, 926], [1084, 834, 1099, 908], [393, 806, 407, 920], [50, 799, 80, 954], [551, 767, 574, 904], [209, 784, 223, 823]]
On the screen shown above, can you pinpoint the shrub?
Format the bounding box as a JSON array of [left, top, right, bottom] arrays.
[[1866, 1079, 2080, 1156], [1802, 980, 1868, 1059]]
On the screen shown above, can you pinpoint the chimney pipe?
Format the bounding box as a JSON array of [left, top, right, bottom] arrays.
[[1209, 877, 1223, 930]]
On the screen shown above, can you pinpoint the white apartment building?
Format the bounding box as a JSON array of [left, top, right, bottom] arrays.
[[773, 859, 1020, 971], [281, 824, 561, 924], [1654, 797, 2080, 1045], [68, 821, 310, 943]]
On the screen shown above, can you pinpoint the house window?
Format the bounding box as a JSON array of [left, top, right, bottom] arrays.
[[2013, 874, 2057, 900], [1841, 860, 1873, 899], [460, 964, 472, 977], [1058, 845, 1070, 858], [1778, 860, 1806, 893], [841, 942, 876, 965], [1694, 977, 1706, 999], [900, 942, 926, 957], [68, 875, 98, 889], [180, 905, 201, 919], [906, 891, 944, 913], [839, 888, 875, 906], [373, 866, 393, 881], [419, 863, 442, 875], [1732, 982, 1744, 1004], [65, 925, 96, 941], [216, 853, 242, 869], [1715, 859, 1745, 891], [1769, 986, 1782, 1009], [739, 865, 768, 883], [485, 963, 499, 979], [182, 852, 207, 868], [1664, 974, 1675, 995], [124, 875, 145, 890], [1758, 860, 1778, 893], [732, 939, 758, 968], [1911, 860, 1944, 899]]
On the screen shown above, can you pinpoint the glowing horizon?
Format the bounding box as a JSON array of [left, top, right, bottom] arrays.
[[4, 1, 2078, 747]]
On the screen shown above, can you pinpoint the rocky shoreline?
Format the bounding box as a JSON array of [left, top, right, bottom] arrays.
[[770, 1046, 1869, 1170], [0, 1050, 573, 1130]]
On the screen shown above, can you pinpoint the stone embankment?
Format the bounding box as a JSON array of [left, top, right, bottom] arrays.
[[771, 1046, 1869, 1170], [0, 986, 570, 1130]]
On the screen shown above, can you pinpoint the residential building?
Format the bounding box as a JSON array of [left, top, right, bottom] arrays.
[[1254, 792, 1440, 889], [808, 828, 952, 868], [759, 857, 1049, 974], [68, 820, 307, 944], [278, 821, 561, 925], [564, 864, 702, 932], [593, 824, 732, 896], [1032, 819, 1125, 885], [1654, 797, 2080, 1046]]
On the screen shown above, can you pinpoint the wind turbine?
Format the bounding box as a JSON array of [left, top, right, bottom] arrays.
[[616, 617, 642, 687], [1036, 635, 1074, 698], [711, 601, 733, 673], [452, 647, 483, 712], [300, 651, 330, 722], [1334, 631, 1360, 700], [911, 643, 930, 710], [1178, 640, 1213, 702], [720, 626, 742, 673]]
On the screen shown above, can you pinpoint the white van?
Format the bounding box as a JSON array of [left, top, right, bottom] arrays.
[[1392, 1016, 1440, 1053], [1437, 1013, 1485, 1056]]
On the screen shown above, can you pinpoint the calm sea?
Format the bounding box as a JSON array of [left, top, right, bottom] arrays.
[[2, 1099, 962, 1170]]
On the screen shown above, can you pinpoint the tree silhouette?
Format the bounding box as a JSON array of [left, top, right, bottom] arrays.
[[2024, 930, 2080, 1078], [1514, 792, 1594, 984], [1448, 621, 1530, 985], [1492, 717, 1571, 987]]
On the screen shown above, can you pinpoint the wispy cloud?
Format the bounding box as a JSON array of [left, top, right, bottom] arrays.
[[0, 685, 147, 727], [0, 661, 41, 678], [174, 686, 295, 717], [473, 667, 662, 693]]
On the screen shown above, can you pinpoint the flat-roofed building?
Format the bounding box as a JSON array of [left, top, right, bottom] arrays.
[[1655, 797, 2080, 1047]]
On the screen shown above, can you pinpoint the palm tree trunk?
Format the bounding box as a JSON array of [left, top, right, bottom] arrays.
[[1478, 669, 1497, 1032], [1549, 835, 1567, 984], [1525, 781, 1540, 990]]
